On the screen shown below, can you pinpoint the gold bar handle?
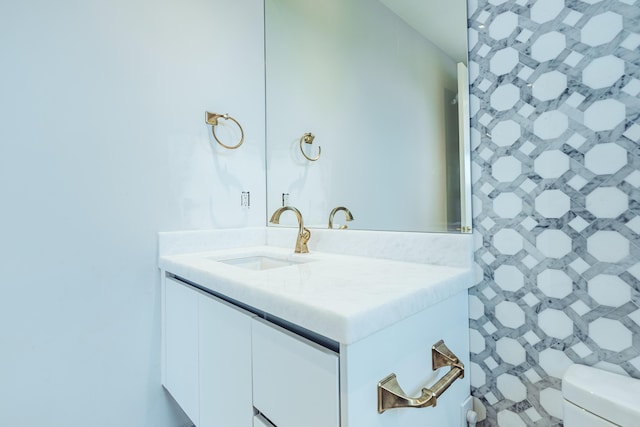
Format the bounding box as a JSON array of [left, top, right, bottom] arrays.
[[377, 340, 464, 414]]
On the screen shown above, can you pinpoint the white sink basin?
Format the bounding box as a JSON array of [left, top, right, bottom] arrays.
[[217, 255, 312, 271]]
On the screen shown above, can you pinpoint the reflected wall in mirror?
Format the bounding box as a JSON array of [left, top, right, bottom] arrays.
[[265, 0, 471, 233]]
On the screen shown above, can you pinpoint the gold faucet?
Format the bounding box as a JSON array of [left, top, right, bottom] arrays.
[[269, 206, 311, 253], [328, 206, 354, 229]]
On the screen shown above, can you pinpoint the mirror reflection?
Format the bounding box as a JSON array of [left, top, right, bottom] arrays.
[[265, 0, 471, 233]]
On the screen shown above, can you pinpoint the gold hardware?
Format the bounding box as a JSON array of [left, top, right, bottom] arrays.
[[377, 340, 464, 414], [457, 225, 472, 233], [205, 111, 245, 149], [328, 206, 354, 229], [269, 206, 311, 253], [299, 132, 321, 161]]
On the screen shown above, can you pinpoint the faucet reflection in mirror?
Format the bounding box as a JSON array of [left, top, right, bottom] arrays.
[[328, 206, 354, 229], [269, 206, 311, 253]]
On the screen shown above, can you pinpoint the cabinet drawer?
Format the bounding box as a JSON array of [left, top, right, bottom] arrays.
[[252, 318, 339, 427]]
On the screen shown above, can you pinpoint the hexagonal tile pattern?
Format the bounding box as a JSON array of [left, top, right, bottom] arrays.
[[489, 12, 518, 40], [468, 1, 640, 425], [490, 47, 520, 76], [492, 156, 521, 182], [534, 150, 570, 179], [493, 192, 522, 218], [470, 328, 486, 354], [537, 229, 572, 258], [539, 348, 573, 379], [584, 99, 626, 131], [490, 84, 520, 111], [538, 309, 573, 339], [533, 110, 568, 139], [585, 187, 628, 218], [587, 231, 629, 263], [532, 71, 567, 101], [491, 120, 521, 147], [531, 31, 566, 62], [531, 0, 565, 24], [537, 269, 573, 299], [498, 410, 527, 427], [587, 274, 631, 307], [589, 318, 632, 351], [494, 228, 523, 255], [584, 143, 628, 175], [581, 12, 623, 46], [496, 337, 526, 365], [470, 362, 486, 388], [469, 295, 484, 320], [494, 264, 524, 291], [497, 373, 527, 402], [535, 189, 570, 218], [540, 387, 564, 419], [583, 55, 625, 89], [495, 301, 525, 329]]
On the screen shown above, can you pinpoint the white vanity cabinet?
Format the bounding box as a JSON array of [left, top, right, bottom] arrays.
[[198, 288, 254, 426], [163, 276, 254, 427], [163, 276, 200, 423], [163, 276, 340, 427], [339, 290, 470, 427], [159, 229, 474, 426], [252, 318, 339, 427], [163, 274, 470, 427]]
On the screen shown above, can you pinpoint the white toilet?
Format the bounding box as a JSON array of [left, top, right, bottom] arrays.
[[562, 364, 640, 427]]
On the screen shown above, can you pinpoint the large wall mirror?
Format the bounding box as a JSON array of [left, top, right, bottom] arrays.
[[265, 0, 471, 233]]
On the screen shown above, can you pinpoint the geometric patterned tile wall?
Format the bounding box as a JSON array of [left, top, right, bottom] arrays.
[[467, 0, 640, 425]]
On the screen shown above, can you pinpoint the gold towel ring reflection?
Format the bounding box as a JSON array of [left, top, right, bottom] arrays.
[[299, 132, 321, 161], [205, 111, 245, 149]]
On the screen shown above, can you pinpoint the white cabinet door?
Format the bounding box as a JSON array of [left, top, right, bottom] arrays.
[[340, 291, 470, 427], [199, 292, 254, 427], [164, 277, 199, 425], [252, 319, 339, 427]]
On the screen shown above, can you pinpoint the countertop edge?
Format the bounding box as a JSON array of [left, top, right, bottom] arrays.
[[159, 250, 473, 345]]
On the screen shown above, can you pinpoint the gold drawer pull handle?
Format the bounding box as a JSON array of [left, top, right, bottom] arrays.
[[377, 340, 464, 413]]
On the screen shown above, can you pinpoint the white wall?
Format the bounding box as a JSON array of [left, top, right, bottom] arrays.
[[265, 0, 458, 231], [0, 1, 264, 425]]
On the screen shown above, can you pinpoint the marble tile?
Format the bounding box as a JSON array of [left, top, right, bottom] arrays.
[[468, 0, 640, 425]]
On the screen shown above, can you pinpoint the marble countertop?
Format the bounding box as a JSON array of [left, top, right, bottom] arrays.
[[159, 241, 473, 345]]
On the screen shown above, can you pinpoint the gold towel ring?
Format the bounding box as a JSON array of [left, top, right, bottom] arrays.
[[205, 111, 244, 149], [299, 132, 321, 161]]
